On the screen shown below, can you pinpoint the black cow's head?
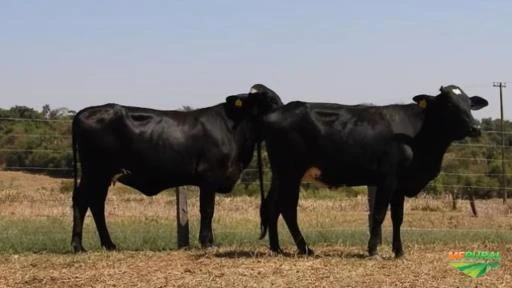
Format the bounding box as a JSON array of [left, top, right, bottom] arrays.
[[225, 84, 283, 120], [412, 85, 488, 140]]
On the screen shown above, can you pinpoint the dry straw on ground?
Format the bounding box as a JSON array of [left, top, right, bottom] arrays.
[[0, 171, 511, 287], [1, 246, 511, 288]]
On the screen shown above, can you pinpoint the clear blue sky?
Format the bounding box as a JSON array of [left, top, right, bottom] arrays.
[[1, 1, 511, 119]]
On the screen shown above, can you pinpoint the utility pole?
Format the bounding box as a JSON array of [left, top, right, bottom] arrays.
[[493, 82, 507, 203]]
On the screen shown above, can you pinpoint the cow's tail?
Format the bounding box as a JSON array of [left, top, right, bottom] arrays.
[[257, 142, 268, 239], [72, 114, 79, 200]]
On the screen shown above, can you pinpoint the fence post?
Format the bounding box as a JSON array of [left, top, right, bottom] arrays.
[[451, 191, 457, 210], [175, 187, 190, 248], [468, 189, 478, 217]]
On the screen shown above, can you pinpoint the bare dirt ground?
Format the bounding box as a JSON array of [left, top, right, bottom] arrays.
[[1, 171, 512, 287]]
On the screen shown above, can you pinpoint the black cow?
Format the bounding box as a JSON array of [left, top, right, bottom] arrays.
[[258, 85, 488, 257], [71, 84, 282, 252]]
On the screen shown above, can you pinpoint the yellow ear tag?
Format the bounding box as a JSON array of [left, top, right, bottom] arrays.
[[418, 99, 427, 109], [234, 99, 243, 108]]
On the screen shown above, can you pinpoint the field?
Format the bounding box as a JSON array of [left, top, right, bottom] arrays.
[[0, 171, 511, 287]]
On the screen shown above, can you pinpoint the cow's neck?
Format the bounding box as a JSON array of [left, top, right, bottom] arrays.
[[415, 114, 453, 170], [230, 117, 257, 169], [398, 120, 453, 197]]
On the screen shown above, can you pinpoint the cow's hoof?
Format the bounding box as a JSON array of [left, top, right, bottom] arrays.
[[103, 243, 117, 251], [394, 251, 405, 259], [366, 254, 383, 260], [204, 245, 219, 253], [269, 247, 284, 256], [201, 242, 216, 249], [298, 246, 314, 256], [368, 248, 378, 257], [72, 245, 87, 253]]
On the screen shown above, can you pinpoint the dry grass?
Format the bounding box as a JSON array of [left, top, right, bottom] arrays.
[[1, 171, 511, 231], [1, 246, 511, 288], [1, 171, 512, 287]]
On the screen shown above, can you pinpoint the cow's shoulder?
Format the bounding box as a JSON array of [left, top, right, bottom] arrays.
[[263, 101, 309, 130], [381, 104, 425, 139]]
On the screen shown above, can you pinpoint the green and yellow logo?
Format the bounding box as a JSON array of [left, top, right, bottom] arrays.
[[448, 251, 502, 278]]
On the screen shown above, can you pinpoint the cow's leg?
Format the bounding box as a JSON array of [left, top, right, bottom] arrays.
[[89, 177, 116, 251], [280, 178, 312, 255], [367, 186, 382, 246], [367, 187, 389, 257], [266, 177, 283, 254], [71, 177, 90, 253], [199, 188, 216, 248], [391, 192, 405, 258], [368, 173, 397, 257]]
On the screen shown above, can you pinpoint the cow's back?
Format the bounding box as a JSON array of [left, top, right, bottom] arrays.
[[73, 103, 249, 194], [263, 102, 424, 186]]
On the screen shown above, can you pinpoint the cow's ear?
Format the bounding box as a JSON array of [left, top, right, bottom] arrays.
[[225, 95, 245, 110], [470, 96, 488, 111], [412, 94, 434, 109]]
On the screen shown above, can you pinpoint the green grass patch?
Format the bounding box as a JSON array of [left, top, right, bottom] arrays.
[[1, 217, 511, 254], [0, 217, 180, 254], [304, 228, 512, 247]]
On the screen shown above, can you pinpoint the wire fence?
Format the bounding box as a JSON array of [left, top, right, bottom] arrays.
[[1, 117, 511, 197], [0, 117, 71, 122]]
